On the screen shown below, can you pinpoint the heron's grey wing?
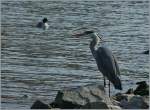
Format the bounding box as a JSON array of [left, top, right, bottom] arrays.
[[95, 47, 117, 77], [112, 55, 120, 76], [95, 47, 122, 90]]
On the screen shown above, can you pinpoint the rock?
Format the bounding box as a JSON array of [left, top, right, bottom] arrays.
[[108, 105, 122, 110], [31, 100, 51, 109], [143, 96, 149, 107], [129, 95, 149, 109], [114, 93, 149, 109], [53, 84, 113, 109], [113, 93, 128, 102], [110, 98, 121, 107], [125, 88, 134, 94], [50, 102, 60, 108], [134, 81, 149, 96], [81, 101, 109, 109]]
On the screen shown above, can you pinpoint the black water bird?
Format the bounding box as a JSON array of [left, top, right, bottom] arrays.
[[37, 17, 49, 29]]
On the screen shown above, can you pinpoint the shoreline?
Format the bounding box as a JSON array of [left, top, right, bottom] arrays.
[[31, 81, 149, 109]]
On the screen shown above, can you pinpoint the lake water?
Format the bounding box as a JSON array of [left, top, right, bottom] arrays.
[[1, 1, 149, 109]]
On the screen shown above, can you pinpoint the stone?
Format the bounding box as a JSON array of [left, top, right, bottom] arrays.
[[114, 93, 149, 109], [31, 100, 51, 109], [81, 101, 109, 109], [53, 84, 113, 109], [110, 98, 121, 107], [125, 88, 134, 94], [128, 95, 149, 109], [134, 81, 149, 96], [113, 93, 128, 102]]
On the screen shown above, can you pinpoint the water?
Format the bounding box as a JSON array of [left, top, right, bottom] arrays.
[[1, 1, 149, 109]]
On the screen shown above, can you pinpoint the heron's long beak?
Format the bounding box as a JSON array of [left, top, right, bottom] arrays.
[[98, 35, 110, 42], [97, 35, 104, 42], [98, 35, 102, 40], [72, 32, 85, 37]]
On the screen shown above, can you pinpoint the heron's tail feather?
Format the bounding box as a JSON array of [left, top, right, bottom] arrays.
[[113, 77, 122, 90]]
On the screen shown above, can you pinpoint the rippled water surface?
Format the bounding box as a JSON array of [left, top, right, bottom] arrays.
[[1, 1, 149, 109]]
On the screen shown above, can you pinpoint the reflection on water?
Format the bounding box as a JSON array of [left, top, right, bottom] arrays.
[[1, 1, 149, 109]]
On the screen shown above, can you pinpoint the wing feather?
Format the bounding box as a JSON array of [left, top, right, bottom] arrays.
[[92, 46, 122, 90], [95, 47, 117, 77], [112, 55, 120, 76]]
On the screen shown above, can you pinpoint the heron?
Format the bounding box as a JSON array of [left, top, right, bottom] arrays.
[[73, 30, 122, 96]]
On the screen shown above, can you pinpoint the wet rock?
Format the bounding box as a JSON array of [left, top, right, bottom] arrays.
[[123, 95, 148, 109], [114, 93, 149, 109], [125, 88, 134, 94], [31, 100, 51, 109], [53, 84, 113, 109], [134, 81, 149, 96]]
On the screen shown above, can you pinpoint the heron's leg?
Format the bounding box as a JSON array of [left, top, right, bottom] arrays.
[[104, 77, 106, 87], [108, 81, 110, 97]]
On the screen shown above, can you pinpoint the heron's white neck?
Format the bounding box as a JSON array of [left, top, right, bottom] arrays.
[[89, 33, 100, 54]]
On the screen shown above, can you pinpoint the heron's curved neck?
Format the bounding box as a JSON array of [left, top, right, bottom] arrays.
[[89, 33, 99, 54]]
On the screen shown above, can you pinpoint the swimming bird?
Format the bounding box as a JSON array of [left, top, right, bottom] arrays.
[[37, 17, 49, 29], [73, 30, 122, 96], [142, 50, 149, 54]]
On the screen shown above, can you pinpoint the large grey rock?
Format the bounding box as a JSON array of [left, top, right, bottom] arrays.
[[54, 84, 113, 109], [114, 93, 149, 109]]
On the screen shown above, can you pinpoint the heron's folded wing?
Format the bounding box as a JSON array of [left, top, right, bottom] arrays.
[[96, 47, 117, 77], [112, 55, 120, 76]]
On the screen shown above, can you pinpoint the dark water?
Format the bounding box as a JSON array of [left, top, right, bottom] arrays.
[[1, 1, 149, 109]]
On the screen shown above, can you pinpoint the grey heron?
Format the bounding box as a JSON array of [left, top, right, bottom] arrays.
[[73, 30, 122, 96]]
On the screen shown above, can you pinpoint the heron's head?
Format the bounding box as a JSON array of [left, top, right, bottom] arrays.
[[73, 30, 103, 41], [43, 18, 48, 23]]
